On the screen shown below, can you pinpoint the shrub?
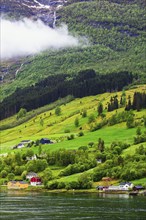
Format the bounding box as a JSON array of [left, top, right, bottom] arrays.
[[67, 181, 80, 189], [47, 181, 58, 189], [78, 131, 84, 137], [57, 182, 65, 189], [67, 134, 75, 140], [64, 129, 70, 133], [0, 170, 8, 178], [55, 106, 61, 116], [74, 117, 79, 127], [7, 173, 15, 181], [88, 114, 95, 124], [82, 109, 87, 118]]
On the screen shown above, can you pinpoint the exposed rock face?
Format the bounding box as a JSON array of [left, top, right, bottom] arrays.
[[0, 0, 65, 25], [0, 0, 66, 81]]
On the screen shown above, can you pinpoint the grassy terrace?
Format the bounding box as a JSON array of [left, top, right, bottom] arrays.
[[1, 85, 146, 154]]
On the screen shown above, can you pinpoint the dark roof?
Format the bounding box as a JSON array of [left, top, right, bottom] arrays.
[[21, 140, 31, 143], [134, 185, 144, 189], [19, 181, 28, 184], [41, 138, 49, 140], [10, 181, 27, 184], [120, 182, 132, 186]]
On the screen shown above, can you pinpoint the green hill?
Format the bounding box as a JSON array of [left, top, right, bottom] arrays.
[[0, 87, 146, 188], [1, 0, 146, 101]]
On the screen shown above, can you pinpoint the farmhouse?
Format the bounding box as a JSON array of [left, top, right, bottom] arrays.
[[30, 177, 42, 186], [7, 181, 29, 189], [119, 182, 133, 190], [107, 182, 134, 191], [13, 143, 25, 149], [40, 138, 52, 144]]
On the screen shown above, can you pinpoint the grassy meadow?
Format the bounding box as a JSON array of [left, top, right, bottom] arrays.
[[1, 85, 146, 155]]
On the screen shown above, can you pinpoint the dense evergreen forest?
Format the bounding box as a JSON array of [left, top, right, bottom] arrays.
[[0, 70, 134, 119]]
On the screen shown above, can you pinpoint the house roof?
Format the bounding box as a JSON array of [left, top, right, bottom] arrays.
[[9, 181, 28, 184], [134, 185, 144, 189], [30, 177, 41, 182], [26, 172, 38, 176], [120, 182, 132, 186], [21, 140, 32, 143], [41, 138, 49, 141]]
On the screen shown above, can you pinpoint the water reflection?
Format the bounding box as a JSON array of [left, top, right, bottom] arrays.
[[1, 192, 146, 220], [99, 193, 130, 199]]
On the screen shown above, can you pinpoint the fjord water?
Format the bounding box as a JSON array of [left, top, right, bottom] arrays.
[[1, 192, 146, 220]]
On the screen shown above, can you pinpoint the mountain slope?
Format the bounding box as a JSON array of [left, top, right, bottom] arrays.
[[0, 0, 146, 110], [0, 87, 146, 187]]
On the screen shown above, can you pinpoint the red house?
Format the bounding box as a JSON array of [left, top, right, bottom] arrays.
[[30, 177, 42, 186]]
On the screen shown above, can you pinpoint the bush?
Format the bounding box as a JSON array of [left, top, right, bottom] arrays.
[[88, 114, 95, 124], [64, 129, 70, 133], [55, 106, 61, 116], [78, 173, 92, 189], [74, 117, 79, 127], [82, 109, 87, 118], [67, 134, 75, 140], [67, 181, 80, 189], [88, 142, 94, 147], [78, 131, 84, 137], [0, 170, 8, 178], [17, 108, 27, 120], [47, 181, 58, 189], [7, 173, 15, 181], [57, 182, 65, 189], [78, 146, 88, 151]]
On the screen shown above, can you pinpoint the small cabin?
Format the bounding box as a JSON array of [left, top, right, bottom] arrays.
[[30, 177, 42, 186], [133, 185, 145, 191]]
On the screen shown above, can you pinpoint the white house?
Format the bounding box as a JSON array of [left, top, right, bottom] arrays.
[[107, 182, 133, 191], [119, 182, 133, 191], [17, 143, 25, 149], [107, 186, 120, 191], [26, 154, 37, 161]]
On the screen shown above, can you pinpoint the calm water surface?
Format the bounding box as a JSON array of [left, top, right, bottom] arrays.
[[0, 192, 146, 220]]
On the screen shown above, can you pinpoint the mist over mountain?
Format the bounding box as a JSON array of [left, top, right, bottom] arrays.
[[0, 0, 146, 112], [1, 18, 80, 60]]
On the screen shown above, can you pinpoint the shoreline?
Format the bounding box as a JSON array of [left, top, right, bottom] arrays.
[[0, 185, 146, 196]]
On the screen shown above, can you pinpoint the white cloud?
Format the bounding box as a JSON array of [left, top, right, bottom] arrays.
[[1, 18, 80, 60]]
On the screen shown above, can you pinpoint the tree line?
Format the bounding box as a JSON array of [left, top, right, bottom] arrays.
[[0, 70, 133, 119]]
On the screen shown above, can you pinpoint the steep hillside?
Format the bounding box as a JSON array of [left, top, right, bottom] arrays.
[[1, 0, 146, 103], [0, 87, 146, 188], [1, 85, 146, 153]]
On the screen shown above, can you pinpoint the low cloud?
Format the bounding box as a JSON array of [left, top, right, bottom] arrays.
[[1, 18, 81, 60]]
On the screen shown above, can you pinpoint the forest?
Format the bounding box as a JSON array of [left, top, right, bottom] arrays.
[[0, 70, 134, 119]]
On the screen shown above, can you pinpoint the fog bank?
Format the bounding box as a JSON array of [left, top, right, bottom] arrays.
[[1, 18, 80, 60]]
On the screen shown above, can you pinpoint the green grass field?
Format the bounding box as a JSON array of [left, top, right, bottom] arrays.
[[0, 85, 146, 155]]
